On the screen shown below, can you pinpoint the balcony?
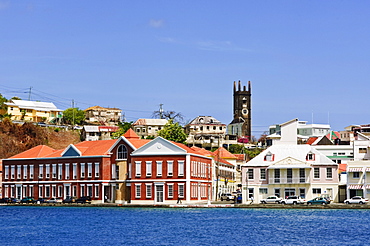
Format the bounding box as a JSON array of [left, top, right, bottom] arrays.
[[269, 177, 309, 184]]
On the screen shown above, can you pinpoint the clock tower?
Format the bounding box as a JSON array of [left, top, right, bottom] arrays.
[[229, 80, 251, 140]]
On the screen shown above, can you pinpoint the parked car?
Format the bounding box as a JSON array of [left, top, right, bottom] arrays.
[[260, 196, 283, 204], [62, 196, 76, 204], [76, 196, 92, 204], [220, 193, 235, 201], [0, 198, 12, 203], [344, 196, 369, 204], [10, 198, 20, 204], [45, 198, 62, 204], [35, 198, 47, 204], [281, 196, 306, 205], [20, 197, 35, 204], [307, 197, 330, 205]]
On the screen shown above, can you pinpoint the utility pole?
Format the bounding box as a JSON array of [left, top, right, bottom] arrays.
[[28, 87, 32, 101]]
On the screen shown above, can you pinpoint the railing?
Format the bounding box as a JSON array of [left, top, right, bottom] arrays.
[[269, 177, 309, 184]]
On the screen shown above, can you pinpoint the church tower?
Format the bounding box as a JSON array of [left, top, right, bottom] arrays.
[[229, 80, 252, 140]]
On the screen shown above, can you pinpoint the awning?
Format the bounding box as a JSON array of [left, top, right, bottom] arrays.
[[366, 168, 370, 172], [348, 168, 363, 172], [348, 185, 363, 189], [218, 166, 237, 173], [267, 165, 312, 169], [366, 185, 370, 189]]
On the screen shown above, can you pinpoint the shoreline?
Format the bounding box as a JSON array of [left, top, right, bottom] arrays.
[[2, 202, 370, 209]]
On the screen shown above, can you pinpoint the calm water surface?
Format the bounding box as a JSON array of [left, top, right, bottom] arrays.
[[0, 206, 369, 246]]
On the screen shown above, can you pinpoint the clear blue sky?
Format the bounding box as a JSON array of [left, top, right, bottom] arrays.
[[1, 1, 369, 137]]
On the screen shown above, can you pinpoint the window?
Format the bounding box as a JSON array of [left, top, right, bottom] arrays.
[[248, 169, 254, 180], [259, 188, 268, 194], [178, 161, 184, 176], [135, 184, 141, 198], [80, 185, 85, 197], [146, 161, 152, 176], [73, 163, 77, 179], [274, 169, 280, 183], [58, 186, 63, 197], [135, 161, 141, 177], [117, 145, 128, 159], [11, 165, 15, 179], [359, 148, 367, 153], [168, 184, 174, 198], [260, 169, 266, 180], [312, 188, 321, 194], [306, 152, 315, 161], [146, 184, 152, 198], [168, 161, 173, 176], [314, 167, 320, 179], [264, 152, 274, 161], [65, 164, 70, 179], [45, 186, 50, 197], [52, 164, 57, 178], [326, 167, 333, 179], [39, 186, 43, 198], [80, 163, 85, 178], [287, 168, 292, 183], [353, 172, 360, 178], [112, 164, 117, 179], [45, 164, 50, 179], [87, 185, 93, 197], [156, 161, 162, 177], [94, 185, 99, 198], [299, 168, 305, 183], [23, 166, 27, 179], [4, 166, 9, 179], [178, 184, 184, 198], [30, 165, 34, 179], [95, 163, 100, 178], [73, 186, 77, 197], [39, 165, 43, 178], [87, 163, 92, 178], [17, 165, 21, 179], [274, 188, 280, 197], [58, 164, 63, 179]]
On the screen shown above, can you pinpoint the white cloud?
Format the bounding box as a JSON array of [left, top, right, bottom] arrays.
[[149, 19, 165, 28]]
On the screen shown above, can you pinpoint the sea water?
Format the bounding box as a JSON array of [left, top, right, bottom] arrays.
[[0, 206, 369, 246]]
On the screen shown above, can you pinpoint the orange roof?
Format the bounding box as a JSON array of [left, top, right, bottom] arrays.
[[46, 139, 117, 157], [9, 145, 56, 159], [128, 139, 152, 149], [213, 147, 237, 159], [124, 128, 140, 139], [213, 155, 234, 167], [172, 142, 199, 154], [190, 146, 214, 157], [306, 137, 318, 145], [234, 154, 246, 161], [339, 163, 347, 173]]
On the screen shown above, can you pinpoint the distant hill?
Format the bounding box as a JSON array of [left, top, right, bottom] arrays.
[[0, 118, 81, 159]]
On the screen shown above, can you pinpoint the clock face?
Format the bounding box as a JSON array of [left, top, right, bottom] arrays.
[[242, 109, 248, 115]]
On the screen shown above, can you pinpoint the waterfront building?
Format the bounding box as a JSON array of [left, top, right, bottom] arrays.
[[1, 129, 149, 203], [129, 137, 213, 205], [241, 119, 339, 204], [5, 99, 63, 123]]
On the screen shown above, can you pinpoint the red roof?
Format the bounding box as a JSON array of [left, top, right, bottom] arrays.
[[234, 154, 246, 161], [306, 137, 318, 145], [124, 128, 140, 139], [9, 145, 56, 159], [213, 147, 237, 159], [190, 146, 214, 157]]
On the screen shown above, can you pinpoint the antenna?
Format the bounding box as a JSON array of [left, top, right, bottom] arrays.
[[159, 104, 164, 119]]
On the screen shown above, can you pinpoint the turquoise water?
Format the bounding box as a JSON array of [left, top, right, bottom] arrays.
[[0, 206, 369, 246]]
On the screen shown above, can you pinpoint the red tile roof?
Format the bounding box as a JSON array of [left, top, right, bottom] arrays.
[[190, 146, 214, 157], [306, 137, 318, 145], [213, 147, 237, 159], [124, 128, 140, 139], [9, 145, 56, 159]]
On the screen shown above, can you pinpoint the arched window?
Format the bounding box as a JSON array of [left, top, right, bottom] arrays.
[[264, 151, 274, 161], [306, 152, 315, 161], [117, 145, 128, 160]]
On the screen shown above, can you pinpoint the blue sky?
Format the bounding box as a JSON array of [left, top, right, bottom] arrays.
[[0, 1, 369, 137]]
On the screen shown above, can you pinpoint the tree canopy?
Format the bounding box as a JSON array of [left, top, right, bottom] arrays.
[[111, 121, 133, 139], [152, 109, 184, 124], [62, 108, 85, 125], [158, 119, 187, 143]]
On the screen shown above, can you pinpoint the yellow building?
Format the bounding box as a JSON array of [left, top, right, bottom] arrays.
[[5, 100, 62, 123]]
